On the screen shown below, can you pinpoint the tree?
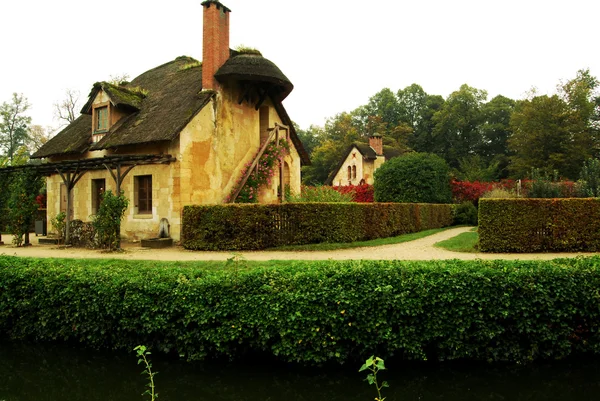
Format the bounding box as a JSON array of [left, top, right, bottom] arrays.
[[295, 124, 322, 158], [7, 169, 44, 246], [373, 152, 452, 203], [431, 84, 487, 169], [509, 70, 600, 179], [479, 95, 516, 178], [53, 89, 80, 127], [0, 93, 31, 164], [28, 125, 54, 153], [508, 95, 573, 178]]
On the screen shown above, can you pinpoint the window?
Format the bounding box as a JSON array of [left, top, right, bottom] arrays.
[[352, 165, 357, 180], [135, 175, 152, 214], [259, 106, 269, 144], [95, 106, 108, 132], [347, 166, 352, 180], [91, 179, 105, 215]]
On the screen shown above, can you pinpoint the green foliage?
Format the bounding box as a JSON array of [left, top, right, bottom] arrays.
[[373, 152, 452, 203], [0, 93, 31, 163], [7, 170, 43, 246], [526, 168, 562, 198], [452, 202, 478, 225], [431, 84, 487, 169], [359, 356, 388, 401], [288, 185, 354, 203], [134, 345, 158, 401], [182, 202, 452, 250], [579, 158, 600, 197], [4, 256, 600, 365], [92, 190, 129, 250], [50, 212, 66, 242], [479, 198, 600, 252], [454, 155, 499, 182]]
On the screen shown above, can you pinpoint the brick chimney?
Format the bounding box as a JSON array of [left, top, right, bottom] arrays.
[[369, 134, 383, 156], [201, 1, 231, 91]]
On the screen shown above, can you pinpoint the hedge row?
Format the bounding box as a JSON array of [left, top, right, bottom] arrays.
[[479, 198, 600, 252], [182, 202, 452, 250], [2, 256, 600, 365]]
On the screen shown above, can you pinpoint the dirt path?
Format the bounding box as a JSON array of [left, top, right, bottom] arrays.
[[1, 227, 598, 262]]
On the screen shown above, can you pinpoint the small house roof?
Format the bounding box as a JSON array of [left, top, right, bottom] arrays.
[[324, 143, 403, 185]]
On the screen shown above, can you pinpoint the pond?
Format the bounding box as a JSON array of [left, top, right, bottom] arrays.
[[1, 342, 600, 401]]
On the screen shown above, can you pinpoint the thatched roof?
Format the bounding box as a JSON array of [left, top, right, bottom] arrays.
[[31, 114, 92, 158], [215, 53, 293, 101], [32, 54, 309, 166]]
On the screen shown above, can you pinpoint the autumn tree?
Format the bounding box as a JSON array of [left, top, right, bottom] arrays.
[[0, 93, 31, 164]]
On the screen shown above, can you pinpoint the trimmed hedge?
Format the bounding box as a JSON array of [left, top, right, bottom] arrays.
[[2, 256, 600, 365], [479, 198, 600, 252], [182, 203, 452, 250]]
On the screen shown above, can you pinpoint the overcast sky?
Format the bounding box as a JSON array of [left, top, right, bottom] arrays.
[[1, 0, 598, 133]]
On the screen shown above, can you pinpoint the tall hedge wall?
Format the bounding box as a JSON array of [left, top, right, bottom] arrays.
[[182, 203, 452, 250], [479, 198, 600, 252], [2, 256, 600, 365]]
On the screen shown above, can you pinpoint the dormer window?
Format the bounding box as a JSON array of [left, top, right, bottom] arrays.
[[96, 106, 108, 132], [92, 102, 110, 143]]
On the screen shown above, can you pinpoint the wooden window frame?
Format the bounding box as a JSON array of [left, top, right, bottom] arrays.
[[92, 102, 110, 136], [135, 175, 153, 215]]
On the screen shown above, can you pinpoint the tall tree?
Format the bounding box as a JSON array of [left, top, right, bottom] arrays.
[[479, 95, 516, 178], [53, 89, 80, 127], [0, 93, 31, 164], [508, 94, 574, 178], [431, 84, 487, 168], [509, 70, 600, 179]]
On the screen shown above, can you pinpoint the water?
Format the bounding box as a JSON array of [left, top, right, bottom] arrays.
[[1, 342, 600, 401]]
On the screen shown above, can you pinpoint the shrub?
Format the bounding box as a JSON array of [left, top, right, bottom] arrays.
[[331, 184, 374, 202], [3, 256, 600, 365], [288, 185, 353, 203], [479, 198, 600, 252], [579, 158, 600, 197], [92, 190, 129, 250], [182, 203, 452, 250], [452, 202, 478, 225], [374, 153, 452, 203], [480, 188, 518, 199]]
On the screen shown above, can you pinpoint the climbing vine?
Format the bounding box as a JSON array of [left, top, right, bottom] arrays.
[[228, 139, 289, 203]]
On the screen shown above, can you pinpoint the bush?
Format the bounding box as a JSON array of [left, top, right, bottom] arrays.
[[374, 153, 452, 203], [579, 158, 600, 197], [288, 185, 353, 202], [452, 202, 478, 225], [479, 198, 600, 252], [3, 256, 600, 365], [332, 184, 374, 202], [182, 203, 453, 250], [92, 190, 129, 250]]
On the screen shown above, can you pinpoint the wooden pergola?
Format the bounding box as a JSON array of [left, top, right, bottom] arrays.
[[0, 154, 176, 245]]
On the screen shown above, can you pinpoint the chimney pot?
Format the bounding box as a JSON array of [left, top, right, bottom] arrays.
[[369, 134, 383, 156]]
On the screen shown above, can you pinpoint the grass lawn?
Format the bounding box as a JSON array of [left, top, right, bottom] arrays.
[[434, 228, 479, 253], [267, 227, 451, 252]]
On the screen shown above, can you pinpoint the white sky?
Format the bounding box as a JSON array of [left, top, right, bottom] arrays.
[[0, 0, 598, 133]]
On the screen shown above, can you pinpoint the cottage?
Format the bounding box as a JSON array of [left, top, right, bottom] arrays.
[[32, 1, 310, 242], [325, 134, 401, 186]]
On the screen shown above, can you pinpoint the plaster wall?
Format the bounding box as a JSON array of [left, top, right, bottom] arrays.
[[331, 146, 371, 186]]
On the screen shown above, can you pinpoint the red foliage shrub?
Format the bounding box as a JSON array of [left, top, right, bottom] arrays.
[[332, 184, 374, 202]]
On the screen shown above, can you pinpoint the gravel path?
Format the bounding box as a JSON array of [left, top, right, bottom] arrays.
[[1, 227, 598, 261]]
